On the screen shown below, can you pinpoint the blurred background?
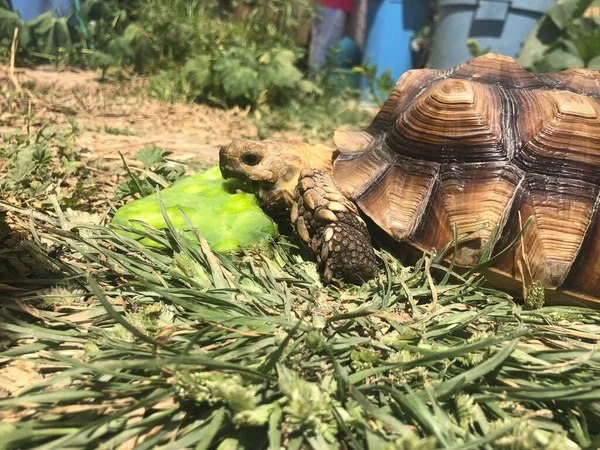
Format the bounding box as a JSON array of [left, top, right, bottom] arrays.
[[1, 0, 600, 134]]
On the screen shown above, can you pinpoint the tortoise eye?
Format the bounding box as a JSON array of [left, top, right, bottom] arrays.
[[241, 151, 262, 166]]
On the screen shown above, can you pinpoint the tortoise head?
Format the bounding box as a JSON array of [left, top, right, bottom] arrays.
[[219, 139, 336, 211]]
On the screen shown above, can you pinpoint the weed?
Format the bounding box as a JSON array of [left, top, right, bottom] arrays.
[[518, 0, 600, 71], [116, 146, 187, 200], [0, 119, 97, 208], [467, 38, 492, 58], [353, 62, 396, 107], [100, 124, 143, 136]]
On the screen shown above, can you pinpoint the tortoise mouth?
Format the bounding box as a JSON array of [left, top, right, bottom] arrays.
[[219, 155, 269, 190], [219, 159, 237, 181]]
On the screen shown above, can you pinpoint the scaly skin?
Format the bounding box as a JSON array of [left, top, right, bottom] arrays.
[[291, 169, 378, 283], [219, 139, 379, 284]]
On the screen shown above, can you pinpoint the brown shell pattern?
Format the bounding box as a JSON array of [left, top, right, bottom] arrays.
[[332, 54, 600, 306]]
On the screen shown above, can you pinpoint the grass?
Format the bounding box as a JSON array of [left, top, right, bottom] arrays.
[[1, 193, 600, 449]]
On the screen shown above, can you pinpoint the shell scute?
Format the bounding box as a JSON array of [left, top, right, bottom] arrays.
[[330, 53, 600, 304], [562, 197, 600, 297], [540, 68, 600, 96], [333, 148, 439, 241], [333, 68, 444, 152], [494, 175, 599, 288], [333, 144, 395, 199], [513, 89, 600, 183], [411, 162, 523, 267], [387, 78, 506, 162], [451, 53, 543, 88], [355, 156, 439, 241]]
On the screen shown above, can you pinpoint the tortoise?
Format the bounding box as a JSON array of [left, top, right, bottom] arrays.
[[219, 53, 600, 308]]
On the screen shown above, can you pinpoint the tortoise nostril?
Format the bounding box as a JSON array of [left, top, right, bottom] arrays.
[[241, 151, 262, 166]]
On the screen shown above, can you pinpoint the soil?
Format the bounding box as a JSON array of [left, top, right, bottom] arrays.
[[3, 66, 376, 171], [2, 66, 271, 166]]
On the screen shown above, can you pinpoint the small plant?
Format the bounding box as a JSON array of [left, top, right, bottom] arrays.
[[101, 124, 142, 136], [0, 8, 30, 57], [518, 0, 600, 71], [0, 120, 95, 208], [467, 38, 491, 58], [254, 91, 374, 141], [177, 47, 304, 107], [0, 8, 90, 67], [411, 22, 434, 68], [353, 62, 396, 107], [135, 0, 312, 108], [116, 146, 186, 200]]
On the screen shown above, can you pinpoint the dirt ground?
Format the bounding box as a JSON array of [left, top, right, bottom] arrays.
[[1, 66, 295, 166]]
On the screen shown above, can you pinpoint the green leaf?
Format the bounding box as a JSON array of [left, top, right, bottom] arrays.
[[587, 54, 600, 69], [375, 68, 395, 99], [297, 79, 323, 96], [517, 16, 561, 69], [0, 390, 103, 406], [261, 49, 302, 89], [0, 9, 28, 49], [135, 146, 170, 167], [27, 11, 55, 35], [213, 49, 261, 102], [192, 408, 225, 450], [216, 63, 260, 101], [268, 405, 283, 450], [89, 50, 117, 70], [79, 0, 117, 22], [518, 0, 596, 70], [544, 48, 585, 70], [569, 19, 600, 62], [27, 13, 73, 55], [549, 0, 592, 30], [122, 24, 155, 70], [185, 55, 212, 90]]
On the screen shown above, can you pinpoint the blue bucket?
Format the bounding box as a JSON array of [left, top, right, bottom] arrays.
[[361, 0, 429, 93], [11, 0, 75, 21], [429, 0, 555, 69], [332, 36, 362, 69]]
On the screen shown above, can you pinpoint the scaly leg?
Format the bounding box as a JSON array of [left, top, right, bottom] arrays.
[[291, 169, 378, 283]]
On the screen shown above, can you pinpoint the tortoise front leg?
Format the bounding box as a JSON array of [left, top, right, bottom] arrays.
[[291, 169, 378, 283]]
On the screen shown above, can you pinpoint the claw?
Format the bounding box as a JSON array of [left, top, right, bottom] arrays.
[[315, 208, 338, 223], [303, 189, 320, 210], [327, 201, 347, 212], [320, 242, 330, 262], [296, 218, 310, 243], [324, 266, 334, 283], [300, 176, 315, 191], [324, 227, 334, 242]]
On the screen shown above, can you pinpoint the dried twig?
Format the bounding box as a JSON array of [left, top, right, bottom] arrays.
[[9, 27, 22, 92]]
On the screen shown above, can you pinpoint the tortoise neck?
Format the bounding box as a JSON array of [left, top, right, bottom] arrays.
[[305, 144, 336, 173]]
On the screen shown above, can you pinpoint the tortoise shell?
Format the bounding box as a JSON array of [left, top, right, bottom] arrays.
[[331, 54, 600, 306]]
